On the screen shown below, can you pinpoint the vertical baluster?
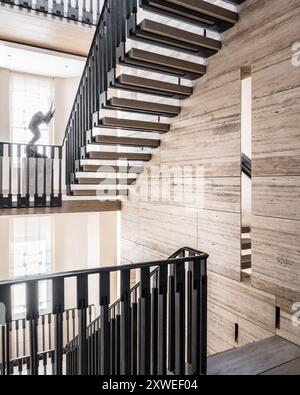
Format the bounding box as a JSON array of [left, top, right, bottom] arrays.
[[26, 145, 30, 206], [99, 272, 110, 374], [15, 319, 20, 360], [120, 269, 130, 375], [77, 274, 88, 375], [94, 319, 99, 375], [26, 281, 39, 375], [109, 307, 115, 375], [52, 277, 64, 375], [41, 315, 47, 374], [34, 145, 39, 207], [131, 288, 138, 375], [158, 264, 167, 375], [187, 261, 193, 373], [17, 144, 21, 207], [58, 147, 62, 205], [139, 267, 150, 375], [151, 271, 158, 375], [66, 310, 70, 344], [47, 314, 52, 352], [0, 284, 12, 375], [191, 257, 207, 375], [115, 303, 121, 375], [1, 326, 5, 375], [175, 261, 186, 375], [87, 325, 91, 375], [8, 144, 12, 207], [0, 143, 3, 207], [50, 146, 54, 205], [22, 318, 26, 362], [168, 264, 175, 373], [43, 145, 46, 207], [72, 308, 76, 341], [93, 321, 97, 375]]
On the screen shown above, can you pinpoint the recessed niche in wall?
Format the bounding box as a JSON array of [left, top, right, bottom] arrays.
[[241, 67, 252, 283]]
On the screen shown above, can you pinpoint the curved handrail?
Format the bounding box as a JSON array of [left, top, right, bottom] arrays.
[[0, 248, 208, 287], [80, 246, 207, 333]]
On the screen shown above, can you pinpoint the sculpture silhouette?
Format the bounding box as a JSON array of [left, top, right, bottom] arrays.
[[28, 102, 55, 145]]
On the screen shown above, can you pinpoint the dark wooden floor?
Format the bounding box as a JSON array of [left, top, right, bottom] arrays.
[[207, 336, 300, 375]]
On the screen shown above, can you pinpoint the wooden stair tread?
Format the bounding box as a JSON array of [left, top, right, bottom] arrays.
[[113, 74, 192, 99], [88, 151, 152, 161], [95, 135, 160, 148], [123, 48, 206, 80], [72, 190, 128, 197], [81, 164, 144, 173], [242, 226, 251, 234], [241, 238, 251, 250], [140, 0, 238, 32], [77, 178, 136, 185], [98, 117, 170, 133], [241, 254, 251, 270], [134, 19, 221, 57], [105, 97, 180, 117]]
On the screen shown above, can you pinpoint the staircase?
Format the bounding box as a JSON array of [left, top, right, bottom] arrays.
[[0, 247, 208, 375], [64, 0, 246, 201]]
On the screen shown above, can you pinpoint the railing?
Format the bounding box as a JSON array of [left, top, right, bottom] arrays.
[[0, 142, 62, 208], [1, 0, 103, 26], [0, 247, 208, 375], [0, 305, 95, 375], [64, 0, 138, 193]]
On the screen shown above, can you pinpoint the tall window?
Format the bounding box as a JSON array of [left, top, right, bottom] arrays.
[[10, 72, 54, 145], [10, 217, 53, 319]]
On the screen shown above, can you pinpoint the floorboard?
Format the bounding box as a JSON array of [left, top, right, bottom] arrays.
[[261, 357, 300, 375], [207, 336, 300, 375]]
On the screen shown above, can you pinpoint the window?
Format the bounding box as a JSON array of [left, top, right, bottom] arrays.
[[10, 217, 53, 319], [10, 72, 54, 145]]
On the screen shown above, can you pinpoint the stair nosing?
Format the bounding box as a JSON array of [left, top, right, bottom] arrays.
[[127, 48, 206, 75], [139, 19, 221, 51]]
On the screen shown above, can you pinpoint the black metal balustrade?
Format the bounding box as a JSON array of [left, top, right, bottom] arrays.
[[64, 0, 138, 194], [0, 305, 95, 375], [1, 0, 103, 26], [0, 142, 62, 209], [0, 247, 208, 375]]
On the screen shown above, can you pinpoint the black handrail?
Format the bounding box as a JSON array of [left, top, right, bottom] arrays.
[[0, 248, 208, 286]]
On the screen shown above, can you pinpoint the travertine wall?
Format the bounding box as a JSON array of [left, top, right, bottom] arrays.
[[121, 0, 300, 353]]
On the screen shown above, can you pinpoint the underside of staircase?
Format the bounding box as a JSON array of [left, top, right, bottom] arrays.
[[66, 0, 246, 201]]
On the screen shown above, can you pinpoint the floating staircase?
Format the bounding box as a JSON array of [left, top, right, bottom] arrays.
[[65, 0, 246, 201]]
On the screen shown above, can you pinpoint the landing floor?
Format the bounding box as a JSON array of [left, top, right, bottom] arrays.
[[208, 336, 300, 375]]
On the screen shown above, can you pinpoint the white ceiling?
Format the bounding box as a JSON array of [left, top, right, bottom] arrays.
[[0, 41, 85, 78]]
